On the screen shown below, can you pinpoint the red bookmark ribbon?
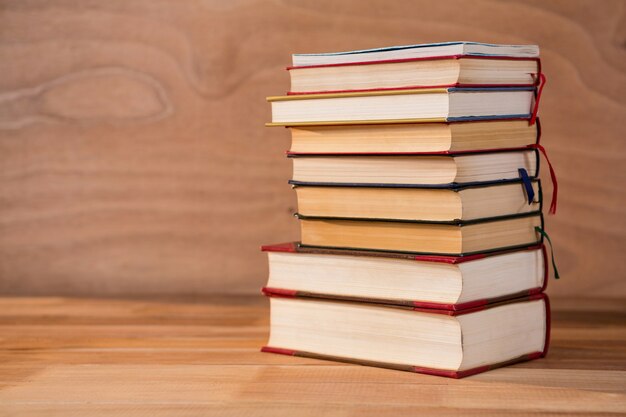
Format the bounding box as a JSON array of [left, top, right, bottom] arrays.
[[529, 73, 546, 126]]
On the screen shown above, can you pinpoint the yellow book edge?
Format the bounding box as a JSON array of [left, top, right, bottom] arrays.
[[265, 118, 449, 127], [266, 88, 450, 102]]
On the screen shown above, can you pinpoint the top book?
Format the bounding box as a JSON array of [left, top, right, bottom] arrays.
[[292, 41, 540, 67]]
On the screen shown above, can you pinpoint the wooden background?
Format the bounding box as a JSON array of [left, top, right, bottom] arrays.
[[0, 0, 624, 298]]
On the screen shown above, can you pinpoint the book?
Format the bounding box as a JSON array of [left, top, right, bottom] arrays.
[[288, 119, 539, 154], [263, 293, 550, 378], [288, 56, 540, 94], [290, 149, 538, 186], [291, 41, 540, 67], [293, 180, 541, 222], [262, 242, 546, 310], [298, 213, 543, 255], [267, 88, 535, 126]]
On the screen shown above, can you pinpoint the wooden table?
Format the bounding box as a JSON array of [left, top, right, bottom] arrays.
[[1, 297, 625, 416]]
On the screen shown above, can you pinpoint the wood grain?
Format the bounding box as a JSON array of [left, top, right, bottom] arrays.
[[0, 296, 625, 416], [0, 0, 625, 296]]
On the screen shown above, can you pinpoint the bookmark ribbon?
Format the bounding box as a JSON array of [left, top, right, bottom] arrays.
[[518, 168, 535, 204], [535, 226, 560, 279], [529, 143, 558, 214], [529, 73, 546, 126]]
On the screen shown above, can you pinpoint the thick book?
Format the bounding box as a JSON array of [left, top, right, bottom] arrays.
[[298, 212, 543, 256], [289, 149, 538, 187], [288, 56, 540, 94], [262, 242, 547, 310], [289, 119, 539, 154], [267, 87, 535, 126], [262, 293, 550, 378], [292, 41, 540, 66], [292, 180, 541, 222]]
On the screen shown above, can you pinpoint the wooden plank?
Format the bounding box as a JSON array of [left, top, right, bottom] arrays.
[[0, 0, 625, 297]]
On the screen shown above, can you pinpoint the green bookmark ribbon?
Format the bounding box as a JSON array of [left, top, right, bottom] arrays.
[[535, 226, 560, 279]]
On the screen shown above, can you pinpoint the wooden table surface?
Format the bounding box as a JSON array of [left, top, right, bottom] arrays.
[[1, 296, 625, 416]]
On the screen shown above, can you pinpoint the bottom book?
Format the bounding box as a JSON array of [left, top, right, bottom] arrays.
[[262, 293, 550, 378]]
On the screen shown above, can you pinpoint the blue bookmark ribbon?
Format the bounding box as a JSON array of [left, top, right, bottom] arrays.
[[518, 168, 535, 205]]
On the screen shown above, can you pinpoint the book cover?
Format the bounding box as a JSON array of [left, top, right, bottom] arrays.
[[288, 148, 540, 190], [262, 293, 551, 378], [287, 55, 542, 94], [267, 86, 537, 127], [261, 242, 548, 311]]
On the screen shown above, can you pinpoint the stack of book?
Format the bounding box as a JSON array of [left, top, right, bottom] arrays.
[[262, 41, 558, 378]]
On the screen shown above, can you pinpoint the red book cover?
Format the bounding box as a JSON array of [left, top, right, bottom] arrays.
[[287, 55, 542, 95], [262, 293, 550, 378], [262, 242, 548, 311]]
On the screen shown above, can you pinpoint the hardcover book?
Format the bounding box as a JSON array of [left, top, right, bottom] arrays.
[[263, 293, 550, 378], [267, 87, 535, 126], [288, 56, 540, 94], [289, 149, 538, 187], [262, 242, 547, 310], [292, 180, 541, 223], [288, 119, 540, 154], [298, 212, 543, 256], [291, 41, 540, 66]]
